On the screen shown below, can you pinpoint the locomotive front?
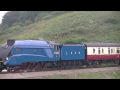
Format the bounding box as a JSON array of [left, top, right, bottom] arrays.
[[0, 40, 15, 71]]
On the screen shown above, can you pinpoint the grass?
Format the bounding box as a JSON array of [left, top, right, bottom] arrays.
[[27, 70, 120, 79], [0, 11, 120, 45]]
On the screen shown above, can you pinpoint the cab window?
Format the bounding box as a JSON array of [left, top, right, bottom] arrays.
[[54, 45, 59, 51]]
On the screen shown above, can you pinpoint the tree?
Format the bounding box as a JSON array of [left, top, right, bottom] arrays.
[[2, 11, 21, 27]]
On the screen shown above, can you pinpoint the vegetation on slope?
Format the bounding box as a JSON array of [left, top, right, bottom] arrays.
[[0, 11, 120, 45]]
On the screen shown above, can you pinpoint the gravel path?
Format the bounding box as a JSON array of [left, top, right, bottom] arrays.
[[0, 66, 120, 79]]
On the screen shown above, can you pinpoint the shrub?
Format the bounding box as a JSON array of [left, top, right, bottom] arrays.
[[104, 18, 118, 24], [8, 24, 21, 31], [61, 37, 88, 44], [12, 22, 23, 27], [24, 20, 33, 25], [35, 13, 49, 22]]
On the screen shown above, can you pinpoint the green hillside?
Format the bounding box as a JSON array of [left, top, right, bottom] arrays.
[[0, 11, 120, 45]]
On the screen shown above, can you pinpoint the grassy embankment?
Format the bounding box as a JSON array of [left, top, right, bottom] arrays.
[[0, 11, 120, 45]]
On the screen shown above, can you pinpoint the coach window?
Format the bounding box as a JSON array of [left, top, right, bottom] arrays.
[[117, 48, 120, 54], [98, 48, 100, 54], [108, 48, 110, 54], [93, 48, 95, 53], [111, 49, 113, 54], [102, 49, 104, 53]]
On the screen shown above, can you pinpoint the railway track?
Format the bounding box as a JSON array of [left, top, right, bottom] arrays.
[[0, 64, 119, 74], [0, 65, 120, 79]]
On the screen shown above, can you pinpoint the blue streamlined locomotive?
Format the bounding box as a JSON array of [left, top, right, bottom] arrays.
[[0, 40, 86, 72]]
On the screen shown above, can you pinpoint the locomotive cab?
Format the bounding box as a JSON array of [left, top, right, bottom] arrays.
[[48, 41, 62, 60]]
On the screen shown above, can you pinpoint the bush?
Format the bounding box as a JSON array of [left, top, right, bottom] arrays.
[[24, 20, 33, 25], [12, 22, 23, 27], [0, 24, 9, 30], [104, 18, 118, 24], [8, 24, 21, 31], [35, 13, 49, 22], [41, 15, 53, 20], [61, 37, 88, 44]]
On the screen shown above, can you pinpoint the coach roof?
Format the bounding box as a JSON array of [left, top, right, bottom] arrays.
[[83, 42, 120, 47]]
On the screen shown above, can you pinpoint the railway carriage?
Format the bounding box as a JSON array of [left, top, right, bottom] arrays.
[[84, 43, 120, 65]]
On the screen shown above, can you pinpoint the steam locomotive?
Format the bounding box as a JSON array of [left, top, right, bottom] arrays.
[[0, 40, 120, 72]]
